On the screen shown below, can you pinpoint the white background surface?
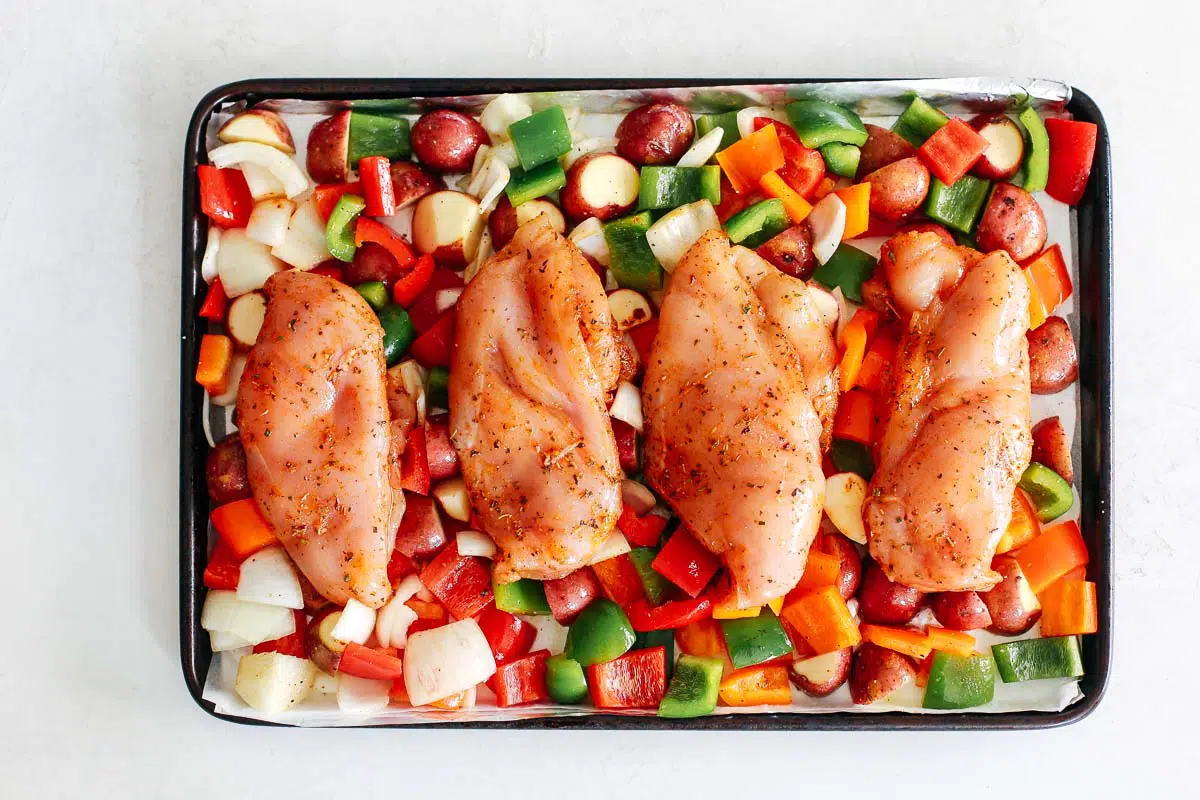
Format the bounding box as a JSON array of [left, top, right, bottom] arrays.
[[1, 0, 1194, 796]]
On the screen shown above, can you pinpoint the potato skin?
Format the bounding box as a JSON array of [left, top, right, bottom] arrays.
[[389, 161, 442, 208], [820, 533, 863, 601], [411, 110, 489, 173], [860, 272, 895, 316], [982, 556, 1042, 636], [1027, 316, 1079, 394], [865, 157, 931, 221], [616, 103, 695, 166], [850, 642, 916, 705], [306, 111, 351, 183], [856, 124, 916, 179], [975, 183, 1047, 262], [929, 591, 993, 631], [206, 434, 252, 506], [857, 560, 925, 625], [755, 223, 816, 279], [306, 608, 342, 675], [788, 647, 852, 697], [1031, 416, 1074, 483], [344, 242, 404, 287], [560, 153, 639, 223]]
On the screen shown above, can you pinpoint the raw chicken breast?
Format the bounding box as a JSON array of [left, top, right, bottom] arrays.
[[867, 232, 1032, 592], [449, 219, 624, 582], [238, 270, 402, 609], [642, 232, 835, 608]]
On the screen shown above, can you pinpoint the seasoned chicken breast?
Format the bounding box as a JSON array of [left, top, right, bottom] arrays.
[[642, 232, 835, 608], [237, 270, 402, 609], [866, 232, 1032, 592], [449, 219, 624, 582]]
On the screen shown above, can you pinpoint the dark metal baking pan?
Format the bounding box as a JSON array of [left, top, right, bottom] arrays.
[[180, 78, 1112, 729]]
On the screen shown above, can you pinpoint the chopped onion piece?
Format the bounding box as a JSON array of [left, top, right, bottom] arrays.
[[235, 652, 315, 713], [676, 127, 724, 168], [456, 530, 497, 559], [466, 144, 492, 194], [521, 614, 568, 655], [330, 598, 376, 645], [201, 391, 216, 449], [313, 670, 338, 695], [824, 472, 869, 544], [589, 531, 632, 564], [490, 141, 520, 169], [464, 228, 493, 284], [831, 287, 851, 344], [609, 381, 643, 432], [240, 162, 287, 201], [808, 194, 847, 265], [246, 198, 296, 248], [375, 593, 419, 649], [201, 590, 296, 646], [435, 288, 463, 314], [219, 228, 284, 297], [270, 199, 329, 270], [201, 227, 221, 284], [217, 647, 250, 692], [621, 479, 657, 516], [736, 106, 787, 139], [562, 106, 582, 133], [433, 477, 471, 522], [210, 354, 247, 407], [236, 546, 304, 609], [403, 619, 496, 706], [563, 137, 617, 170], [568, 217, 610, 266], [392, 359, 428, 399], [475, 154, 511, 214], [807, 284, 840, 331], [210, 629, 253, 652], [480, 94, 533, 142], [336, 673, 392, 714], [209, 142, 309, 198], [646, 200, 720, 272], [604, 269, 619, 292]]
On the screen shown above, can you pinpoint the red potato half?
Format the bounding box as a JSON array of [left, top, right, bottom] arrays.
[[390, 161, 443, 209], [929, 591, 993, 631], [972, 114, 1025, 181], [1031, 416, 1074, 483], [226, 291, 267, 349], [850, 642, 915, 705], [756, 223, 816, 279], [1027, 316, 1079, 395], [820, 534, 863, 601], [306, 111, 351, 184], [412, 190, 486, 268], [981, 555, 1042, 636], [561, 153, 640, 222], [615, 103, 695, 166], [487, 196, 566, 250], [856, 124, 916, 180], [789, 647, 852, 697], [218, 110, 295, 154], [857, 560, 925, 625], [607, 289, 653, 333], [975, 183, 1047, 262], [306, 609, 344, 675], [411, 110, 489, 174], [865, 157, 931, 222], [394, 492, 447, 559], [206, 434, 251, 505]]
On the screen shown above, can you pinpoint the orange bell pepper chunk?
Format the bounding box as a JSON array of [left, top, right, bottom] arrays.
[[832, 388, 876, 445], [997, 489, 1041, 554], [838, 309, 879, 392], [855, 335, 897, 394], [716, 125, 786, 194], [430, 688, 475, 710], [1039, 579, 1098, 637], [791, 550, 842, 597], [675, 617, 727, 658], [759, 170, 813, 223], [718, 664, 793, 707], [925, 627, 977, 657], [1014, 519, 1089, 595], [591, 554, 647, 608], [1023, 244, 1072, 330], [210, 498, 277, 560], [195, 334, 233, 395], [812, 177, 836, 200], [781, 585, 861, 655], [835, 183, 871, 240], [860, 624, 932, 660]]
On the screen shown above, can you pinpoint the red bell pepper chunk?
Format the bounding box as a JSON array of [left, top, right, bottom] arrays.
[[409, 269, 466, 333], [400, 426, 431, 495], [313, 182, 362, 222], [409, 310, 456, 368], [625, 596, 713, 632], [543, 567, 601, 624], [309, 261, 345, 283], [252, 610, 307, 659], [386, 548, 419, 583], [393, 254, 436, 309], [354, 217, 416, 270], [202, 538, 241, 591], [587, 645, 668, 709], [591, 553, 646, 608], [494, 649, 551, 707], [754, 117, 825, 198], [1044, 118, 1098, 206], [419, 541, 494, 620], [338, 642, 405, 681], [652, 527, 721, 598], [617, 505, 668, 548], [612, 419, 639, 474], [625, 317, 659, 366], [198, 278, 228, 322], [424, 414, 460, 481], [358, 156, 397, 217], [477, 605, 536, 664], [918, 118, 990, 186], [198, 165, 253, 228]]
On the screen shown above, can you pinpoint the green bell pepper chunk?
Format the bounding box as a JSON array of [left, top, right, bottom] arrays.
[[696, 111, 741, 153], [819, 142, 861, 179], [812, 243, 876, 303], [354, 281, 389, 312], [1018, 462, 1074, 522], [348, 112, 411, 163], [325, 194, 366, 262], [545, 654, 589, 704], [426, 365, 450, 410], [924, 176, 991, 234], [604, 212, 663, 291], [923, 651, 996, 710], [509, 106, 572, 170], [1018, 107, 1050, 194], [506, 161, 567, 207], [493, 578, 551, 615], [628, 548, 672, 606], [634, 628, 675, 681], [638, 166, 722, 211], [377, 305, 416, 367], [830, 438, 874, 480], [720, 608, 792, 670], [786, 100, 868, 149], [565, 599, 636, 666], [891, 96, 949, 147], [724, 198, 789, 248], [658, 655, 724, 718], [992, 636, 1084, 683]]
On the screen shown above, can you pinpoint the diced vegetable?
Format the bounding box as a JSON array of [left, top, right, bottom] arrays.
[[456, 531, 497, 560], [806, 193, 846, 264], [218, 110, 295, 153], [992, 636, 1083, 682], [823, 472, 869, 544], [568, 216, 611, 266], [410, 310, 456, 368], [925, 627, 976, 657], [837, 309, 877, 391], [234, 546, 303, 609], [1018, 462, 1074, 522], [792, 550, 841, 596], [658, 654, 724, 718], [505, 161, 567, 206], [715, 124, 786, 194], [1044, 118, 1098, 205], [720, 608, 792, 669], [403, 619, 497, 706], [375, 575, 422, 649], [357, 156, 396, 216], [1017, 107, 1050, 193], [494, 578, 552, 616], [270, 199, 329, 270], [234, 652, 315, 713], [1024, 244, 1073, 329], [494, 649, 551, 707], [377, 305, 416, 367], [543, 568, 601, 625], [336, 672, 392, 714], [204, 592, 297, 655], [480, 94, 533, 141], [651, 527, 720, 598], [330, 598, 377, 645], [820, 142, 860, 179], [195, 334, 234, 395], [607, 289, 653, 333], [922, 651, 996, 710], [695, 111, 741, 150], [203, 539, 241, 591], [829, 438, 874, 480], [245, 198, 295, 248], [638, 166, 721, 211], [998, 489, 1041, 554], [209, 141, 309, 199], [509, 106, 572, 170], [719, 664, 793, 706], [589, 533, 634, 568], [565, 598, 636, 667], [855, 334, 896, 393], [217, 228, 284, 297], [355, 216, 416, 271], [338, 642, 405, 681], [587, 645, 668, 709], [917, 118, 989, 185], [780, 585, 861, 655], [210, 498, 276, 560], [645, 200, 721, 271], [860, 624, 932, 660], [832, 388, 875, 445], [420, 543, 494, 620], [400, 426, 431, 494], [723, 198, 789, 248], [834, 182, 870, 240], [545, 653, 589, 703], [676, 127, 725, 168], [608, 381, 644, 432], [604, 212, 663, 291], [348, 112, 411, 163], [758, 171, 813, 224], [891, 96, 949, 146], [786, 100, 868, 148], [626, 596, 713, 633], [812, 243, 875, 303], [426, 365, 450, 409], [355, 281, 389, 311], [477, 606, 536, 664], [1039, 579, 1098, 636], [325, 193, 366, 262], [924, 175, 991, 234], [618, 505, 668, 548], [627, 548, 671, 605]]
